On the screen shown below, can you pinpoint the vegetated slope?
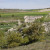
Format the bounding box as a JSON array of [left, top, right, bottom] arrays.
[[0, 9, 50, 50], [2, 42, 46, 50], [0, 9, 41, 13], [2, 32, 50, 50], [0, 8, 50, 13], [2, 39, 50, 50], [39, 8, 50, 12], [0, 9, 24, 13]]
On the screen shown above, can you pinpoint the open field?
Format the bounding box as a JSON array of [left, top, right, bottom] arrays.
[[0, 12, 49, 21], [0, 11, 50, 29]]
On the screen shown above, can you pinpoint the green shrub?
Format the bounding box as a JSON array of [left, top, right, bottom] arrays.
[[22, 23, 45, 42], [0, 36, 7, 48], [0, 15, 1, 17], [7, 32, 22, 48], [0, 22, 45, 48], [12, 14, 14, 17], [8, 42, 20, 48], [0, 29, 5, 37], [21, 36, 29, 44]]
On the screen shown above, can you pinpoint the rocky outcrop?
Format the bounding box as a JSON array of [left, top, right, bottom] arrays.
[[43, 22, 50, 33]]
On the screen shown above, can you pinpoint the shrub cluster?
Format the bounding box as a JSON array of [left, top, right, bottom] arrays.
[[0, 23, 45, 48]]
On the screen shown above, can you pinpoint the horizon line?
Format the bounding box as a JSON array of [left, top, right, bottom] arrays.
[[0, 7, 50, 10]]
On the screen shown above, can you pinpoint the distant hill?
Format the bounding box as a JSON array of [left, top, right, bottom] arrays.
[[39, 8, 50, 12], [0, 9, 41, 13], [0, 8, 50, 13], [0, 9, 25, 13]]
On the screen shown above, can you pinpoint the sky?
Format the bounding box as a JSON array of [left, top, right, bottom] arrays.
[[0, 0, 50, 9]]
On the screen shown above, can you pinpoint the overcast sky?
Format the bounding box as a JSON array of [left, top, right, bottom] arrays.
[[0, 0, 50, 9]]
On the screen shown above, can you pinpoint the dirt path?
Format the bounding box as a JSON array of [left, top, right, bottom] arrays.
[[0, 20, 18, 23], [43, 40, 50, 50]]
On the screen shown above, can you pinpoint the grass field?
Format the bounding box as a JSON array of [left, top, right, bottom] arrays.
[[0, 11, 50, 29], [0, 12, 48, 17], [0, 12, 49, 21]]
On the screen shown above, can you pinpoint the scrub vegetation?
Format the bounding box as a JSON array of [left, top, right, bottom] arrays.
[[0, 9, 50, 50]]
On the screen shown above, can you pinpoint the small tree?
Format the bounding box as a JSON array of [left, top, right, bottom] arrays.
[[12, 14, 14, 17], [34, 16, 45, 23], [23, 23, 45, 42], [0, 15, 1, 17], [0, 37, 7, 48], [0, 30, 7, 48], [7, 32, 22, 48]]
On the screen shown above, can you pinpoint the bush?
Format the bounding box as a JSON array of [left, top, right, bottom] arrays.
[[7, 32, 22, 48], [0, 36, 7, 48], [0, 15, 1, 17], [0, 22, 45, 48], [0, 30, 5, 37], [34, 16, 45, 23], [21, 36, 29, 45], [12, 14, 14, 17], [8, 42, 20, 48], [22, 23, 45, 42]]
